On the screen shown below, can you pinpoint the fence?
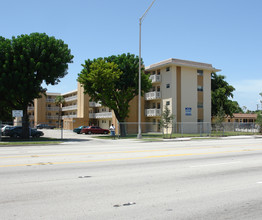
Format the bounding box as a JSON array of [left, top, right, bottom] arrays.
[[117, 122, 259, 138]]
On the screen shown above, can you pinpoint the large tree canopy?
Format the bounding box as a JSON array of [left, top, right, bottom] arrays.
[[78, 53, 152, 136], [211, 72, 242, 117], [0, 33, 73, 137]]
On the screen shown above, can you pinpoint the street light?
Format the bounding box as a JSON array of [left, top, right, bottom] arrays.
[[137, 0, 156, 139]]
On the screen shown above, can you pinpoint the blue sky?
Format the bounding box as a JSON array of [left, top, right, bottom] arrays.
[[1, 0, 262, 110]]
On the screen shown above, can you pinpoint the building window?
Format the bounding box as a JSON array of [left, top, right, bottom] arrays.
[[153, 119, 156, 125], [157, 70, 161, 75], [198, 119, 204, 122], [197, 70, 203, 76], [166, 84, 170, 88], [197, 86, 203, 91], [102, 108, 106, 112], [197, 103, 203, 108], [166, 101, 170, 106], [102, 120, 106, 123], [166, 67, 170, 72]]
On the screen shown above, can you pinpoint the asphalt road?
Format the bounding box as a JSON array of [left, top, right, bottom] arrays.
[[1, 137, 262, 220]]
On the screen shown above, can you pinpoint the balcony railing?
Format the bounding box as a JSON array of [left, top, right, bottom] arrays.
[[27, 106, 34, 111], [62, 115, 77, 119], [46, 98, 55, 103], [64, 95, 77, 102], [62, 105, 77, 111], [89, 101, 102, 107], [46, 115, 58, 119], [145, 91, 161, 100], [149, 75, 161, 83], [46, 107, 60, 111], [89, 112, 112, 119], [145, 109, 161, 117]]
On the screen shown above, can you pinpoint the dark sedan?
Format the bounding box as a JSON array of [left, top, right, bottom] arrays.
[[80, 126, 109, 135], [3, 126, 44, 138]]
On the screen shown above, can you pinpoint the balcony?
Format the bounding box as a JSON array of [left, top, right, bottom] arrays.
[[29, 115, 34, 120], [46, 98, 55, 103], [89, 112, 112, 119], [64, 95, 77, 102], [149, 75, 161, 83], [145, 91, 161, 100], [62, 105, 77, 111], [46, 107, 60, 111], [62, 115, 77, 119], [89, 101, 102, 107], [27, 106, 34, 111], [46, 115, 58, 120], [145, 109, 161, 117]]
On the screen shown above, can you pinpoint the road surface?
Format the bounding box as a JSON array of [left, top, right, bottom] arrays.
[[1, 137, 262, 219]]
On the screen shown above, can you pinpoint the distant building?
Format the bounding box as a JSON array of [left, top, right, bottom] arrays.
[[26, 58, 220, 134]]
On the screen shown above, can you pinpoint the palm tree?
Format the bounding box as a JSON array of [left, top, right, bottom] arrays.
[[55, 96, 65, 128]]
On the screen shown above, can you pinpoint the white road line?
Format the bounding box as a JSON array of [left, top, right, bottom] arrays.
[[190, 161, 241, 168]]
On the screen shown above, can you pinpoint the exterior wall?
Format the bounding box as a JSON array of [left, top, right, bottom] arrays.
[[180, 67, 197, 123]]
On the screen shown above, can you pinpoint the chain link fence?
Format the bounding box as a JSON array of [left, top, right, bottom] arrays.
[[1, 120, 260, 141]]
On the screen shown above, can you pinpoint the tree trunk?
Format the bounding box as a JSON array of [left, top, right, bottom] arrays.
[[22, 106, 29, 139], [119, 123, 126, 137]]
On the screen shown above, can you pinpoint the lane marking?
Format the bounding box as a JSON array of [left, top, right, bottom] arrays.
[[190, 161, 241, 168], [1, 143, 262, 159], [1, 149, 262, 168]]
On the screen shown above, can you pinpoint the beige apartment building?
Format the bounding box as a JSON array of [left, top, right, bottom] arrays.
[[27, 58, 220, 134], [144, 58, 220, 133]]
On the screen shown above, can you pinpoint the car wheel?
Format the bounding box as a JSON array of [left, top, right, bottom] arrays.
[[104, 131, 108, 134], [35, 134, 40, 138], [88, 131, 92, 135]]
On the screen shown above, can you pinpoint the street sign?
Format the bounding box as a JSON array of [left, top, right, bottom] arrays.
[[12, 110, 23, 117]]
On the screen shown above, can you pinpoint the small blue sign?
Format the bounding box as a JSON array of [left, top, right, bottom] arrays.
[[185, 107, 192, 116]]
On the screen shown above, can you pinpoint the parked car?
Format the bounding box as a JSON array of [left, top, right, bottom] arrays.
[[80, 126, 109, 134], [36, 124, 55, 129], [3, 126, 44, 138], [73, 126, 88, 134], [1, 125, 13, 135]]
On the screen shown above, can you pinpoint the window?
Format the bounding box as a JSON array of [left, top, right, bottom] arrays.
[[102, 108, 106, 112], [153, 119, 156, 125], [197, 70, 203, 76], [166, 84, 170, 88], [166, 67, 170, 72], [102, 120, 106, 123], [198, 119, 204, 122], [166, 101, 170, 106], [157, 70, 161, 75], [197, 86, 203, 91], [197, 103, 203, 108]]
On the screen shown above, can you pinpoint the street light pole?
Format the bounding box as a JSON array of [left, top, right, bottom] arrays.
[[137, 0, 156, 139]]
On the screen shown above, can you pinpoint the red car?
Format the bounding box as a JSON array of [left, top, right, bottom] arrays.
[[80, 126, 110, 135]]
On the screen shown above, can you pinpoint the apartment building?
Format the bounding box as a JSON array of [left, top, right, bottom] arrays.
[[27, 58, 220, 134], [28, 92, 61, 127], [144, 58, 220, 133]]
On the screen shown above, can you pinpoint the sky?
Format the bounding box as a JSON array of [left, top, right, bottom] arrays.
[[1, 0, 262, 111]]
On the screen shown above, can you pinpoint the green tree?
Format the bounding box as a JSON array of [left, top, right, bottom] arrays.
[[0, 33, 73, 138], [159, 105, 174, 139], [211, 72, 242, 117], [78, 53, 152, 137], [55, 96, 65, 128]]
